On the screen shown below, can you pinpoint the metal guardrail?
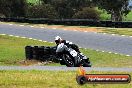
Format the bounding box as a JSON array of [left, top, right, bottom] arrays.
[[0, 17, 132, 28]]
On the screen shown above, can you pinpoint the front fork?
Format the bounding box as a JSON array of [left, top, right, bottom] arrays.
[[76, 53, 90, 65]]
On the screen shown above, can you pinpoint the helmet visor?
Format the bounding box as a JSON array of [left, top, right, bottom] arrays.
[[55, 40, 60, 44]]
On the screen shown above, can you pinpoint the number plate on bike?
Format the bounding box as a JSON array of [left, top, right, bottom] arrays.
[[70, 50, 77, 57]]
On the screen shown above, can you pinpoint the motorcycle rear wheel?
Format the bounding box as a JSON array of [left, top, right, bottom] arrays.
[[63, 54, 75, 67]]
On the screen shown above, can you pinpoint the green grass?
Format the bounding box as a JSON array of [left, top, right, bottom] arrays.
[[0, 34, 132, 67], [100, 28, 132, 36], [0, 70, 131, 88], [81, 48, 132, 67], [0, 35, 55, 65]]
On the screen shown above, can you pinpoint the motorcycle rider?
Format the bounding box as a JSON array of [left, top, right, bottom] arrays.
[[55, 36, 80, 53], [54, 36, 91, 67]]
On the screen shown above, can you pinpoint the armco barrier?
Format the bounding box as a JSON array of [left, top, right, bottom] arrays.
[[0, 17, 132, 28], [25, 46, 58, 62]]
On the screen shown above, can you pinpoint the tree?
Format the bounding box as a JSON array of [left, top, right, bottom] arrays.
[[0, 0, 11, 17], [40, 0, 92, 19], [93, 0, 130, 21], [72, 7, 100, 20], [0, 0, 27, 17], [10, 0, 27, 17], [27, 4, 58, 18]]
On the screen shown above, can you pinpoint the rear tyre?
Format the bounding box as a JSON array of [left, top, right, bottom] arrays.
[[63, 54, 75, 67]]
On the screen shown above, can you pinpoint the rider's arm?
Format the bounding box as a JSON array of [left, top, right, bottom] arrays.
[[56, 43, 69, 58], [61, 40, 72, 46]]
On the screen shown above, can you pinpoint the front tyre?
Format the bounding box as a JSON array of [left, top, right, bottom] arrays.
[[82, 59, 92, 67]]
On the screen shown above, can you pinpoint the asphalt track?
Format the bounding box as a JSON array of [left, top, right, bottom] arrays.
[[0, 23, 132, 56]]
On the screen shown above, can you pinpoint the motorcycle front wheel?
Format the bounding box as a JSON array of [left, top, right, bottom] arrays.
[[82, 59, 92, 67]]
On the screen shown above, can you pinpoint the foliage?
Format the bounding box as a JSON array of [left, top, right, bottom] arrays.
[[27, 4, 58, 18], [0, 0, 131, 20], [40, 0, 93, 19], [72, 7, 100, 20], [93, 0, 130, 21], [0, 0, 27, 17], [27, 0, 40, 4]]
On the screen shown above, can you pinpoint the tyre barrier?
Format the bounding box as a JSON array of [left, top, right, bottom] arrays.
[[1, 17, 132, 28], [25, 46, 59, 62]]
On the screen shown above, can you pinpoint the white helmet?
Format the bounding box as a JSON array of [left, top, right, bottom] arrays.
[[55, 36, 62, 44], [55, 36, 62, 41]]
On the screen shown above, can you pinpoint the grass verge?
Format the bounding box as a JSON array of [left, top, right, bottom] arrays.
[[0, 35, 132, 67], [81, 48, 132, 67], [0, 70, 131, 88], [0, 35, 54, 65], [100, 28, 132, 36]]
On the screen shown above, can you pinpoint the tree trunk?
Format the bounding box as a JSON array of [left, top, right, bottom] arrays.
[[111, 10, 122, 21], [111, 12, 115, 21]]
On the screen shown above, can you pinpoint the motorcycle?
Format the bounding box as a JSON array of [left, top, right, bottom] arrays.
[[56, 43, 92, 67]]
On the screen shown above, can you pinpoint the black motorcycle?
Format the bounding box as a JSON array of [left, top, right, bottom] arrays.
[[56, 43, 92, 67]]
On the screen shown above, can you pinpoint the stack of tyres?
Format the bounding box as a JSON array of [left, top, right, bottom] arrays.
[[50, 46, 57, 55], [43, 47, 51, 61], [38, 46, 45, 61], [49, 46, 59, 62], [32, 46, 39, 60], [25, 46, 57, 61], [44, 47, 51, 55], [25, 46, 33, 60]]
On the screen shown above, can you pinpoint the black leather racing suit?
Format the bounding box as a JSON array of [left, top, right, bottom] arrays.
[[61, 40, 80, 53]]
